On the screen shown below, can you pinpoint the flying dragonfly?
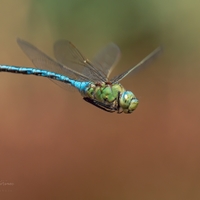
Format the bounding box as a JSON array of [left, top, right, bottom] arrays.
[[0, 39, 161, 113]]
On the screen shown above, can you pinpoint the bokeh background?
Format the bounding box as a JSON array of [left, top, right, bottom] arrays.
[[0, 0, 200, 199]]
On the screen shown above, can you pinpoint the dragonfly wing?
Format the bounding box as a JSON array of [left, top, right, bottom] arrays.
[[111, 47, 162, 83], [91, 43, 121, 80], [17, 38, 89, 82], [53, 40, 106, 82], [17, 38, 90, 91]]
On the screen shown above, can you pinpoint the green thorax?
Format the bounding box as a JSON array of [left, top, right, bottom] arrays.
[[84, 82, 125, 104]]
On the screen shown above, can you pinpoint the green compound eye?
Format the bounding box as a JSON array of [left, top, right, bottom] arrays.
[[120, 91, 139, 113], [127, 98, 139, 113]]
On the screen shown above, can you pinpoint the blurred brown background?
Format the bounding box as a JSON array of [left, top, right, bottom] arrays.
[[0, 0, 200, 199]]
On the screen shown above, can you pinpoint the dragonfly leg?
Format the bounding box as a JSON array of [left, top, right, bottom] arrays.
[[116, 91, 123, 114], [83, 97, 116, 113]]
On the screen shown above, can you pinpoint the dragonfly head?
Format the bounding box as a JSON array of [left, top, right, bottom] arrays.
[[119, 91, 139, 113]]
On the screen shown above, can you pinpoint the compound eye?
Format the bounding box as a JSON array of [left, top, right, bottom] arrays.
[[120, 91, 134, 109], [129, 98, 139, 112]]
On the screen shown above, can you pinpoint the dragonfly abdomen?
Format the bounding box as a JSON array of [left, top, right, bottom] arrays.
[[0, 65, 71, 84], [0, 65, 92, 93]]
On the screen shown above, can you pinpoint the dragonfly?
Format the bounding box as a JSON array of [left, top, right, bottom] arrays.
[[0, 39, 161, 114]]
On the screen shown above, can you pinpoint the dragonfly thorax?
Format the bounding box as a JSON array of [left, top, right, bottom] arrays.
[[84, 82, 138, 113]]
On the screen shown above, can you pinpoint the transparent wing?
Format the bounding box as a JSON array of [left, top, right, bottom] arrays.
[[91, 43, 121, 80], [111, 47, 162, 83], [53, 40, 106, 82], [17, 38, 91, 90], [53, 41, 121, 82]]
